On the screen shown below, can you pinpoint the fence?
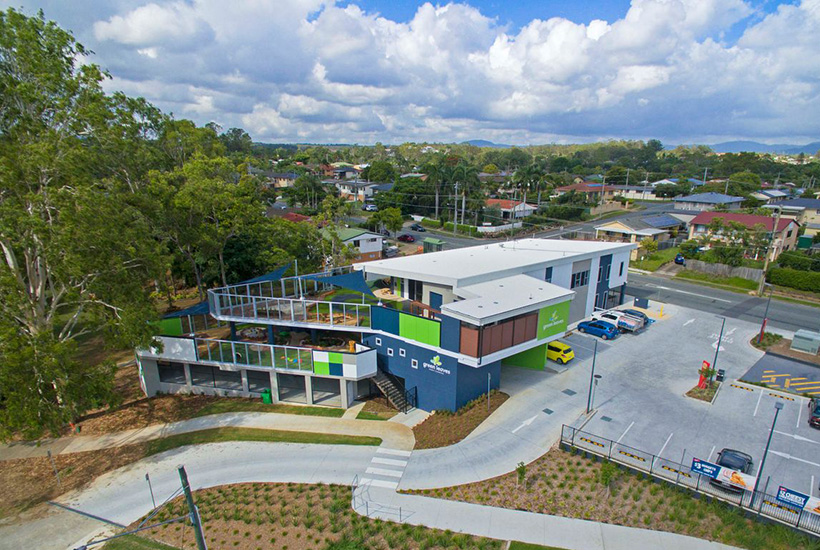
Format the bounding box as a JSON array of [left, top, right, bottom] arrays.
[[351, 475, 407, 522], [686, 259, 764, 283], [560, 425, 820, 537]]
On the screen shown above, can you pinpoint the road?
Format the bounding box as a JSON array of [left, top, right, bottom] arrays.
[[626, 272, 820, 333]]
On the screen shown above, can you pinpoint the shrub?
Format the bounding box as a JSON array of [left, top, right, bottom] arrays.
[[420, 217, 442, 229], [767, 267, 820, 292], [778, 251, 820, 272]]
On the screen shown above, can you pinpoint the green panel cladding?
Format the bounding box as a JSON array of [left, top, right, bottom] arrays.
[[399, 313, 441, 347], [157, 318, 184, 336], [503, 343, 547, 370], [537, 300, 570, 340]]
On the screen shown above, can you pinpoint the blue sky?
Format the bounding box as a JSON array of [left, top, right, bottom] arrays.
[[3, 0, 818, 145]]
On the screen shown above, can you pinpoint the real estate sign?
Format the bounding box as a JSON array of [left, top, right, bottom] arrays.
[[537, 300, 570, 340]]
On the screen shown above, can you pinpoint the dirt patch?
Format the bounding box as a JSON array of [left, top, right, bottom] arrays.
[[357, 397, 398, 421], [0, 444, 148, 517], [131, 483, 502, 550], [413, 391, 508, 449], [408, 447, 816, 550], [766, 338, 820, 367]]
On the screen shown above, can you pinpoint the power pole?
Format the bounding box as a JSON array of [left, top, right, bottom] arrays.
[[702, 168, 708, 186], [757, 206, 783, 296], [178, 466, 208, 550], [461, 188, 466, 227], [453, 182, 458, 236], [625, 168, 630, 186]]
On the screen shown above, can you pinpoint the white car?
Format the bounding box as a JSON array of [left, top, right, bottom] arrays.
[[591, 310, 644, 332]]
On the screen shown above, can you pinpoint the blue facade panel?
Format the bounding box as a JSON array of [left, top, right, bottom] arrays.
[[455, 360, 501, 410], [438, 314, 461, 353], [595, 254, 612, 309], [363, 334, 459, 411], [371, 306, 399, 335]]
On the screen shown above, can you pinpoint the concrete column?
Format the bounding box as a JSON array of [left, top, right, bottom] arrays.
[[270, 371, 280, 403], [340, 379, 349, 409], [304, 375, 314, 405], [184, 363, 193, 387], [241, 370, 249, 395]]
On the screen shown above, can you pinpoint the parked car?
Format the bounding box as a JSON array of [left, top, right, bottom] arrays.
[[576, 320, 619, 340], [547, 341, 575, 364], [710, 449, 753, 493], [383, 246, 399, 258], [410, 223, 426, 232], [620, 308, 652, 325], [808, 398, 820, 429], [674, 253, 686, 265], [362, 203, 378, 212], [397, 234, 416, 243], [592, 310, 644, 332]]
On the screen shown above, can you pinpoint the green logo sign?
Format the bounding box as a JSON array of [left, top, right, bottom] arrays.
[[431, 355, 442, 367], [537, 301, 570, 340]]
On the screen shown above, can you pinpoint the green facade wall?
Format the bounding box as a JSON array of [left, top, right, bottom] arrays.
[[503, 343, 547, 370], [399, 313, 441, 347], [537, 300, 570, 340], [157, 318, 184, 336]]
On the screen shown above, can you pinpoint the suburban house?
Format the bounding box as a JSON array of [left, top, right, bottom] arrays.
[[400, 173, 428, 181], [332, 166, 360, 180], [554, 181, 615, 203], [672, 192, 744, 211], [136, 239, 634, 413], [751, 189, 790, 204], [248, 167, 299, 189], [485, 198, 537, 220], [688, 212, 799, 257], [763, 198, 820, 237], [610, 185, 660, 201], [334, 180, 379, 202], [332, 227, 385, 262], [594, 214, 684, 259]]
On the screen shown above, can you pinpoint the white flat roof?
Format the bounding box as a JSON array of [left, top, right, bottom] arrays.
[[594, 226, 666, 236], [359, 238, 634, 287], [443, 274, 573, 324]]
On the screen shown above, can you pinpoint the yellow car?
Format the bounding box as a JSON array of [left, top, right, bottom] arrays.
[[547, 341, 575, 364]]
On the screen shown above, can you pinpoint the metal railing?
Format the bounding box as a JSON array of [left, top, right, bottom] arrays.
[[219, 266, 354, 300], [403, 387, 418, 414], [208, 291, 372, 329], [194, 337, 313, 372], [561, 425, 820, 536], [351, 475, 406, 522]]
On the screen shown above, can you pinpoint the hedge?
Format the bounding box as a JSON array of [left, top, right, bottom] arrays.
[[420, 217, 443, 229], [442, 221, 480, 237], [777, 251, 820, 272], [766, 267, 820, 292]]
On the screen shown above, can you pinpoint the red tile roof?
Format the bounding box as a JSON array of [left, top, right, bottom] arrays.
[[485, 198, 534, 210], [690, 211, 796, 232]]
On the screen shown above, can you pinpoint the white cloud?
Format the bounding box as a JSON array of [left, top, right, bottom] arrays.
[[7, 0, 817, 143]]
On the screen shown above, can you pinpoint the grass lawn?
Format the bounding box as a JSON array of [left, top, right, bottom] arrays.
[[631, 247, 680, 271], [674, 270, 759, 291], [103, 535, 180, 550], [413, 391, 509, 449], [355, 397, 398, 421], [145, 428, 381, 456], [194, 400, 345, 418], [133, 482, 503, 550], [411, 448, 817, 550]]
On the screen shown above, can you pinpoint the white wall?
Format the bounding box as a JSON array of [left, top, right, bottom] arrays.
[[138, 336, 198, 363], [354, 235, 383, 254], [423, 282, 458, 306], [608, 250, 631, 289], [585, 256, 601, 315]]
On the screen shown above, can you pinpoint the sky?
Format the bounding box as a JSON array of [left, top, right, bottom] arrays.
[[3, 0, 819, 146]]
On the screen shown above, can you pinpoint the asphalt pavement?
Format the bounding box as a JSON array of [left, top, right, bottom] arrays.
[[626, 272, 820, 333]]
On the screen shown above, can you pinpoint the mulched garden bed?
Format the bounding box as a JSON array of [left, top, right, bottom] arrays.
[[413, 391, 508, 449]]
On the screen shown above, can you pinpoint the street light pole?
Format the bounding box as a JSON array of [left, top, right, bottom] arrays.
[[758, 284, 774, 343], [712, 317, 726, 383], [586, 339, 599, 414], [757, 206, 783, 296], [752, 402, 784, 501]]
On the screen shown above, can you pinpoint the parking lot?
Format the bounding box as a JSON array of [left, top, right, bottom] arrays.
[[742, 354, 820, 395], [561, 301, 820, 498]]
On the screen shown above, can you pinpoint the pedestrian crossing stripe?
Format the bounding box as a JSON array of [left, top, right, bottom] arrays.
[[764, 500, 799, 515], [618, 450, 647, 462], [661, 465, 692, 478], [769, 393, 796, 401], [580, 437, 606, 448], [730, 384, 755, 392]]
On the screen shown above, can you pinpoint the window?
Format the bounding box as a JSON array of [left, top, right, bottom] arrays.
[[158, 361, 186, 385], [247, 370, 271, 393], [571, 270, 590, 289], [399, 348, 406, 357], [387, 348, 394, 357], [411, 359, 418, 369], [606, 264, 611, 280], [190, 364, 216, 388], [787, 229, 793, 238], [544, 267, 553, 283], [375, 337, 382, 346], [214, 369, 243, 391], [548, 345, 560, 352], [597, 266, 603, 282], [619, 262, 624, 277]]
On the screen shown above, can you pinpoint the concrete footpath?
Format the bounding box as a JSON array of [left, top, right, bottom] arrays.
[[356, 484, 740, 550], [0, 411, 415, 461]]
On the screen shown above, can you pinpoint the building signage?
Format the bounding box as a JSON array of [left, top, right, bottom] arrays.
[[777, 486, 809, 509], [691, 458, 720, 479], [422, 355, 451, 376], [537, 301, 570, 340]]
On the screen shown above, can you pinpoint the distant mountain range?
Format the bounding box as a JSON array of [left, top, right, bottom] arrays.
[[461, 139, 512, 148], [708, 141, 820, 154]]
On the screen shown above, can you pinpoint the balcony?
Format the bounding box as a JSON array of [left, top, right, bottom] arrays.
[[138, 335, 377, 380]]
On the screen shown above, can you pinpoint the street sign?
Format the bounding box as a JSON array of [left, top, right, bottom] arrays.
[[691, 457, 720, 479]]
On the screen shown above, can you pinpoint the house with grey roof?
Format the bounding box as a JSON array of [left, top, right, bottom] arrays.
[[672, 192, 744, 211]]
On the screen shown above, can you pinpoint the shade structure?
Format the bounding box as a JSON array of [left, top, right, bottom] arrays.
[[163, 300, 210, 319], [237, 262, 292, 285], [302, 270, 375, 297]]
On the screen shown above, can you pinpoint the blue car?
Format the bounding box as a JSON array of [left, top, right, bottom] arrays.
[[577, 320, 619, 340]]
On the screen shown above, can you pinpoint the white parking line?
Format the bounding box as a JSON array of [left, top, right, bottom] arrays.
[[774, 430, 820, 445], [754, 390, 764, 417], [797, 405, 803, 429], [707, 445, 716, 462], [617, 422, 634, 444], [658, 433, 674, 458], [371, 457, 408, 467], [645, 283, 732, 303], [769, 451, 820, 469]]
